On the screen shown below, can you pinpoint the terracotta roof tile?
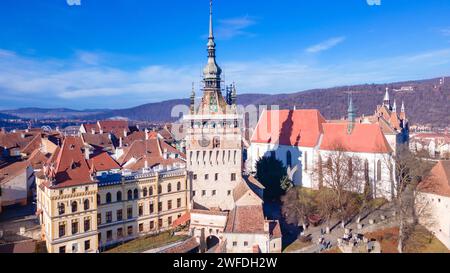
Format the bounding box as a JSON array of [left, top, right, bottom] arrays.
[[251, 109, 325, 147], [418, 161, 450, 197], [89, 152, 120, 172], [224, 205, 266, 234], [320, 122, 392, 154]]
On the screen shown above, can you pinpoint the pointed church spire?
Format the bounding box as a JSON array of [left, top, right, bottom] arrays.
[[347, 94, 356, 134], [383, 87, 390, 108], [401, 101, 405, 113], [392, 100, 397, 112], [203, 0, 222, 88]]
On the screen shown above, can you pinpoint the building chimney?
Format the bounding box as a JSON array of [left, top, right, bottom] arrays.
[[91, 128, 96, 134], [119, 137, 123, 148], [145, 128, 149, 140], [123, 129, 127, 138]]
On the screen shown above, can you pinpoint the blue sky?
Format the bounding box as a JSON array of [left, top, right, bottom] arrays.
[[0, 0, 449, 109]]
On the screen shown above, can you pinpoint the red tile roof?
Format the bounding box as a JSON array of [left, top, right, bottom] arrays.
[[224, 205, 266, 234], [52, 136, 93, 188], [418, 161, 450, 197], [172, 212, 191, 228], [118, 138, 185, 170], [81, 133, 116, 151], [320, 122, 392, 154], [89, 152, 120, 172], [251, 109, 325, 147], [0, 160, 30, 185], [162, 237, 199, 253], [98, 120, 129, 137]]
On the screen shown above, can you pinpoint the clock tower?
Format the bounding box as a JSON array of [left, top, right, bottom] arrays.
[[184, 0, 242, 211]]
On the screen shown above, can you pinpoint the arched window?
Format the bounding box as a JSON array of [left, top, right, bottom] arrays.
[[106, 192, 112, 204], [58, 203, 65, 215], [177, 182, 181, 191], [143, 187, 148, 197], [71, 201, 78, 213], [158, 185, 162, 194], [84, 199, 90, 210], [167, 183, 172, 193], [97, 194, 101, 205], [133, 189, 138, 199], [377, 160, 382, 181], [116, 191, 122, 202], [304, 151, 308, 170], [149, 186, 154, 196], [127, 190, 133, 200], [348, 158, 353, 178], [286, 151, 292, 168], [364, 160, 370, 183]]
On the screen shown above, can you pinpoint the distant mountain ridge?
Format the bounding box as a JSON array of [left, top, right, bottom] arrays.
[[1, 76, 449, 127]]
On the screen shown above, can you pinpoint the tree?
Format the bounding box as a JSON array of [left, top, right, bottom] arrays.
[[281, 187, 316, 230], [384, 144, 434, 253], [313, 143, 365, 228], [255, 155, 287, 200]]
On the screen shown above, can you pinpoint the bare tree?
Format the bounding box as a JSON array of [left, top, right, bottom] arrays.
[[383, 144, 434, 253], [281, 187, 316, 231], [313, 143, 365, 229]]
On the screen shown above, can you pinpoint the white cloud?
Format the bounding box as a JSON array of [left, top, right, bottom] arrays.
[[1, 47, 450, 108], [216, 16, 257, 40], [439, 27, 450, 37], [66, 0, 81, 6], [306, 36, 346, 53]]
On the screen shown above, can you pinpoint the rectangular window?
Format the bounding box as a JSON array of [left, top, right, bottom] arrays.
[[233, 241, 237, 247], [150, 221, 155, 230], [215, 173, 219, 181], [98, 233, 102, 244], [59, 246, 66, 253], [84, 217, 91, 232], [97, 213, 101, 225], [158, 202, 162, 212], [231, 173, 236, 181], [192, 191, 196, 197], [177, 198, 181, 208], [139, 205, 143, 216], [244, 241, 248, 246], [127, 207, 133, 219], [205, 174, 209, 180], [127, 226, 133, 236], [106, 211, 112, 223], [59, 222, 66, 237], [106, 230, 113, 241], [117, 209, 123, 221], [168, 216, 172, 226], [139, 223, 144, 232], [84, 240, 90, 251], [212, 190, 216, 196], [71, 220, 78, 235], [117, 228, 123, 238], [150, 203, 154, 214], [167, 200, 172, 210], [227, 190, 232, 196], [158, 218, 163, 228], [202, 190, 206, 196], [193, 174, 197, 180]]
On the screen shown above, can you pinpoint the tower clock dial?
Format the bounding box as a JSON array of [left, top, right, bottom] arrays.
[[198, 136, 211, 147]]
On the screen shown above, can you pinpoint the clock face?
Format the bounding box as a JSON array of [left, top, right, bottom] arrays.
[[198, 136, 210, 147]]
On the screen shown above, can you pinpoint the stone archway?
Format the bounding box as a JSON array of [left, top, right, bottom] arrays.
[[206, 235, 220, 250]]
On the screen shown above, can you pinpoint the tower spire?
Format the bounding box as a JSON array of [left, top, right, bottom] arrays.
[[392, 100, 397, 112], [203, 0, 222, 88], [347, 93, 356, 134], [383, 87, 390, 109], [209, 0, 213, 39]]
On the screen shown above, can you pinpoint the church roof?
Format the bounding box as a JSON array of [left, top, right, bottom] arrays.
[[251, 109, 326, 147], [320, 122, 392, 154]]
